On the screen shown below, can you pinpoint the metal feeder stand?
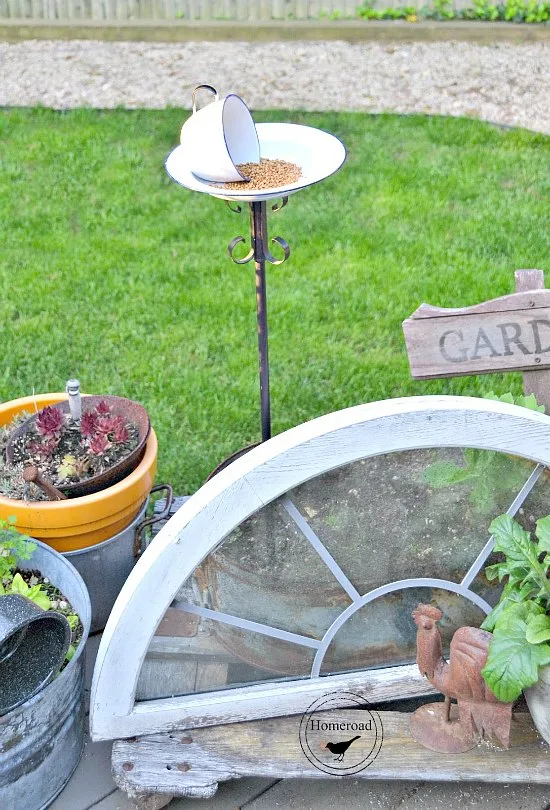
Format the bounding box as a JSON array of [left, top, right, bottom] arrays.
[[165, 111, 346, 447]]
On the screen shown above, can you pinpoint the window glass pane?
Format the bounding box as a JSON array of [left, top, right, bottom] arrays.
[[202, 500, 353, 636], [136, 611, 314, 701], [137, 448, 537, 701], [288, 448, 535, 590]]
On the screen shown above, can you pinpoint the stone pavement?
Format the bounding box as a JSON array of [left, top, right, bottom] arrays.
[[47, 633, 550, 810]]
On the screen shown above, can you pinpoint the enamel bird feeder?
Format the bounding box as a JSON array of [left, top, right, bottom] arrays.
[[165, 85, 346, 446]]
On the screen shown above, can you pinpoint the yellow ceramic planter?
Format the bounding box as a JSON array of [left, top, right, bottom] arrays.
[[0, 394, 157, 552]]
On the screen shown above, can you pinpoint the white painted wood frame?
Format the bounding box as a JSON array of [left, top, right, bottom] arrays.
[[90, 395, 550, 742]]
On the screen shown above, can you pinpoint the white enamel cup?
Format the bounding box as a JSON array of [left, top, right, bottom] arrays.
[[180, 85, 260, 183]]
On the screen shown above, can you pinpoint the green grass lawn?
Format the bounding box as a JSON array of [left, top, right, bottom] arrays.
[[1, 108, 549, 493]]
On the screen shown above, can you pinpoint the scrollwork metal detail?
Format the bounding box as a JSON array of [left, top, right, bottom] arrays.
[[228, 236, 254, 265], [226, 199, 291, 267], [225, 201, 243, 215], [265, 236, 290, 266], [271, 197, 289, 214]]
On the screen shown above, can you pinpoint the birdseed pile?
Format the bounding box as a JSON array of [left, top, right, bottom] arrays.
[[218, 158, 302, 190]]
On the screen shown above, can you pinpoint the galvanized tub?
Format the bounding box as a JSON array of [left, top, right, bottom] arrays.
[[0, 539, 91, 810], [64, 487, 172, 634], [64, 502, 146, 634]]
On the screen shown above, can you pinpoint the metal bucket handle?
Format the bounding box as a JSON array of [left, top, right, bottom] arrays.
[[133, 484, 174, 558], [192, 85, 219, 114]]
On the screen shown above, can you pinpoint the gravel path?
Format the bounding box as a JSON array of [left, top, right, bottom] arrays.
[[1, 39, 549, 133]]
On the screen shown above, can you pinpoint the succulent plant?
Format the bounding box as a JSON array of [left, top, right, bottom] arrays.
[[27, 436, 59, 459], [96, 415, 119, 436], [87, 433, 112, 456], [57, 454, 90, 481], [80, 412, 98, 438], [36, 406, 65, 438], [81, 405, 130, 452], [11, 398, 138, 492], [112, 417, 129, 444]]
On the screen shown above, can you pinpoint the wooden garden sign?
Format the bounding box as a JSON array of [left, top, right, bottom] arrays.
[[403, 269, 550, 411]]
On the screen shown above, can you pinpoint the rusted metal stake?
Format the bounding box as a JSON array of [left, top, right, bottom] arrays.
[[228, 198, 290, 443], [23, 466, 67, 501]]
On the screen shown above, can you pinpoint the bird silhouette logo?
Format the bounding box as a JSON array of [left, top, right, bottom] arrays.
[[299, 691, 383, 776], [325, 735, 361, 761]]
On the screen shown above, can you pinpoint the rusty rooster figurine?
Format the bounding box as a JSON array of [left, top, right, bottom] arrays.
[[409, 604, 513, 753]]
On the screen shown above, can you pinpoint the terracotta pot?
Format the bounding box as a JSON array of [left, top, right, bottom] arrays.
[[524, 665, 550, 744], [0, 394, 157, 552]]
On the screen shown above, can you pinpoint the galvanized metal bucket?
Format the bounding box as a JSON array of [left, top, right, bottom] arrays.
[[0, 540, 91, 810], [64, 485, 173, 634]]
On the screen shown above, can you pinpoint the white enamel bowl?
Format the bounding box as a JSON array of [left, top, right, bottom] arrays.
[[166, 123, 347, 203]]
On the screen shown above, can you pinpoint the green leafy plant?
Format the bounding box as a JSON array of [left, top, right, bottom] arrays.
[[356, 2, 418, 18], [482, 391, 545, 412], [423, 392, 544, 515], [355, 0, 550, 21], [0, 516, 36, 583], [0, 572, 51, 610], [0, 519, 51, 609], [481, 514, 550, 702], [432, 0, 454, 18]]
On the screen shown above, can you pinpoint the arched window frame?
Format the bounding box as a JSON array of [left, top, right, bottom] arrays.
[[90, 396, 550, 741]]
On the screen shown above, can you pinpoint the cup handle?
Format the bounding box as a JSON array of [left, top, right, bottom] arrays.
[[192, 85, 219, 114]]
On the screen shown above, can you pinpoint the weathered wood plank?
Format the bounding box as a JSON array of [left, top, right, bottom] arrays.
[[112, 710, 550, 797], [403, 270, 550, 381], [517, 269, 545, 293], [235, 0, 247, 18], [114, 665, 437, 738], [409, 288, 550, 321], [129, 795, 174, 810], [90, 0, 103, 19], [403, 307, 550, 379], [516, 270, 550, 414], [259, 0, 271, 18], [0, 0, 547, 18]]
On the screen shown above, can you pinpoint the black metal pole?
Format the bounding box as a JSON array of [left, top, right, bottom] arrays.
[[227, 197, 289, 445], [250, 201, 271, 442]]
